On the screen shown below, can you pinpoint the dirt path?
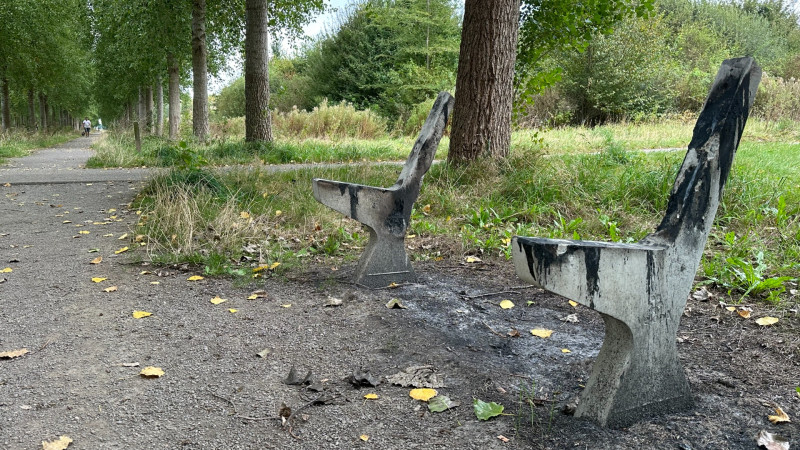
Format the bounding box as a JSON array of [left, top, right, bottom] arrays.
[[0, 137, 798, 449]]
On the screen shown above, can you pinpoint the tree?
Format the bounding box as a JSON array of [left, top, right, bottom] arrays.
[[245, 0, 272, 142], [447, 0, 520, 163], [192, 0, 210, 142]]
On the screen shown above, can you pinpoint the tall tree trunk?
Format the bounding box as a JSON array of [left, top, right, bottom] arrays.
[[39, 93, 47, 133], [1, 76, 10, 132], [145, 86, 154, 134], [245, 0, 273, 142], [191, 0, 209, 142], [27, 88, 35, 131], [138, 86, 145, 131], [448, 0, 520, 163], [168, 53, 181, 140], [156, 76, 164, 137]]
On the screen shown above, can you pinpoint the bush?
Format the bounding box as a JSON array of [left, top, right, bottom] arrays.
[[272, 99, 388, 140], [751, 74, 800, 122]]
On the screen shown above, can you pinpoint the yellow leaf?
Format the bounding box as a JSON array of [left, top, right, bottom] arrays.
[[118, 233, 128, 240], [281, 304, 292, 308], [91, 277, 107, 283], [134, 234, 145, 242], [103, 286, 118, 293], [568, 300, 578, 308], [465, 256, 482, 263], [41, 435, 73, 450], [275, 210, 282, 217], [530, 328, 553, 338], [210, 296, 227, 305], [62, 220, 72, 224], [0, 267, 12, 273], [499, 299, 514, 309], [103, 234, 113, 237], [140, 366, 165, 378], [501, 237, 511, 245], [140, 270, 152, 275], [132, 311, 152, 319], [409, 388, 438, 401], [756, 317, 779, 326], [0, 348, 29, 359], [407, 234, 416, 239], [150, 281, 160, 285], [90, 256, 102, 265], [247, 294, 258, 300], [78, 230, 90, 235], [359, 435, 369, 442], [240, 211, 251, 219], [737, 310, 751, 319], [228, 309, 238, 313], [187, 275, 204, 281], [108, 208, 116, 213], [768, 406, 791, 424], [562, 348, 571, 353], [725, 306, 736, 312], [422, 204, 431, 214], [115, 247, 129, 254], [364, 393, 379, 400]]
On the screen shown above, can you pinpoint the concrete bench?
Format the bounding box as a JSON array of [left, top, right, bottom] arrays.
[[512, 57, 762, 427], [312, 91, 455, 288]]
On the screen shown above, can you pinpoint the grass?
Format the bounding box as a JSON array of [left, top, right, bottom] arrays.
[[0, 130, 79, 163], [129, 132, 800, 304]]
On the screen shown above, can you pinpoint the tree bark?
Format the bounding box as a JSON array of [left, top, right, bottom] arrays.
[[448, 0, 520, 163], [1, 76, 10, 132], [145, 86, 154, 134], [27, 88, 35, 131], [138, 86, 145, 131], [156, 76, 164, 137], [168, 53, 181, 140], [39, 93, 47, 133], [245, 0, 273, 142], [191, 0, 209, 142]]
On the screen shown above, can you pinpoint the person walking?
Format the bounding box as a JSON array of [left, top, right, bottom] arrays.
[[82, 118, 91, 136]]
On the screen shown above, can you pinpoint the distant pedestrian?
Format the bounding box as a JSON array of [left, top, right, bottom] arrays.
[[82, 118, 91, 136]]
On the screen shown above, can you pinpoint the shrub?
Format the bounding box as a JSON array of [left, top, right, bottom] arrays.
[[272, 99, 388, 140], [751, 74, 800, 122]]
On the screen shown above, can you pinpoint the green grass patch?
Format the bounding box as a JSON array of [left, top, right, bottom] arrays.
[[0, 130, 79, 163]]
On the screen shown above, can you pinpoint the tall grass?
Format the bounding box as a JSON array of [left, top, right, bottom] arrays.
[[0, 129, 79, 163], [272, 99, 388, 140]]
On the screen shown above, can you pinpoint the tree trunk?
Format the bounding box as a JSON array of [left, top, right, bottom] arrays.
[[138, 86, 145, 132], [168, 53, 181, 141], [448, 0, 520, 163], [146, 85, 154, 134], [245, 0, 273, 142], [39, 93, 47, 133], [27, 88, 35, 131], [1, 76, 9, 132], [156, 76, 164, 137], [191, 0, 209, 142]]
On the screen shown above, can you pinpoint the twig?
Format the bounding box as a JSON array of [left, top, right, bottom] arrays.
[[464, 285, 536, 299], [207, 389, 238, 416], [37, 339, 54, 352], [482, 321, 507, 338]]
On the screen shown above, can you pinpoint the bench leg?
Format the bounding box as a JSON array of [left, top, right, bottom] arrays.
[[576, 313, 693, 428], [353, 228, 416, 288]]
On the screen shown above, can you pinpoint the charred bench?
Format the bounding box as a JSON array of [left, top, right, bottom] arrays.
[[312, 91, 455, 288], [512, 58, 761, 427]]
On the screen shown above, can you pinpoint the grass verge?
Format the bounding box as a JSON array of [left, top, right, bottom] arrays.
[[0, 130, 79, 163]]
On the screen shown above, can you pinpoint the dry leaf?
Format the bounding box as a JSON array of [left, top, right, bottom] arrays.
[[409, 388, 438, 401], [228, 309, 238, 313], [118, 233, 128, 240], [364, 393, 379, 400], [507, 329, 521, 337], [248, 290, 268, 300], [738, 310, 751, 319], [78, 230, 90, 235], [499, 299, 514, 309], [103, 286, 118, 293], [240, 211, 251, 219], [530, 328, 553, 338], [122, 362, 140, 367], [385, 298, 407, 309], [41, 435, 73, 450], [187, 275, 204, 281], [210, 296, 227, 305], [0, 348, 29, 359], [497, 435, 510, 443], [274, 210, 282, 217], [90, 256, 102, 265], [359, 435, 369, 442], [114, 247, 129, 254], [756, 430, 790, 450], [560, 313, 579, 323], [140, 366, 165, 378], [280, 304, 291, 308], [562, 348, 571, 353], [132, 311, 151, 319], [91, 277, 107, 283], [756, 317, 779, 326], [726, 306, 737, 312], [768, 406, 791, 424], [568, 300, 578, 308], [140, 270, 152, 275], [256, 348, 271, 358], [465, 256, 482, 263], [0, 267, 12, 273]]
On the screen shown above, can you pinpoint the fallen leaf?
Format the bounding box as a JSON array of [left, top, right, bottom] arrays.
[[274, 210, 282, 217], [240, 211, 251, 219], [134, 234, 145, 242], [359, 435, 369, 442], [150, 281, 160, 285], [0, 348, 29, 359], [726, 306, 737, 312], [756, 317, 779, 326], [248, 290, 268, 300], [409, 388, 437, 402], [738, 310, 751, 319], [114, 247, 129, 254], [474, 399, 504, 420], [78, 230, 90, 235], [187, 275, 204, 281], [62, 220, 72, 224], [507, 329, 521, 337], [140, 270, 152, 275], [132, 311, 152, 319], [228, 309, 238, 313], [756, 430, 790, 450], [691, 287, 714, 301], [41, 435, 73, 450], [422, 204, 431, 214], [91, 277, 107, 283], [256, 348, 271, 358], [530, 328, 553, 338], [497, 435, 510, 443], [88, 248, 99, 253], [568, 300, 578, 308], [465, 256, 482, 263], [103, 286, 118, 293], [364, 393, 379, 400], [121, 362, 140, 367], [210, 296, 227, 305], [386, 298, 407, 309], [324, 297, 343, 307], [768, 406, 791, 424], [387, 282, 399, 288], [562, 348, 571, 353], [428, 395, 460, 412], [118, 233, 128, 240], [140, 366, 165, 378], [0, 267, 12, 273], [560, 313, 579, 323], [90, 256, 102, 264], [499, 299, 514, 309], [280, 304, 291, 308]]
